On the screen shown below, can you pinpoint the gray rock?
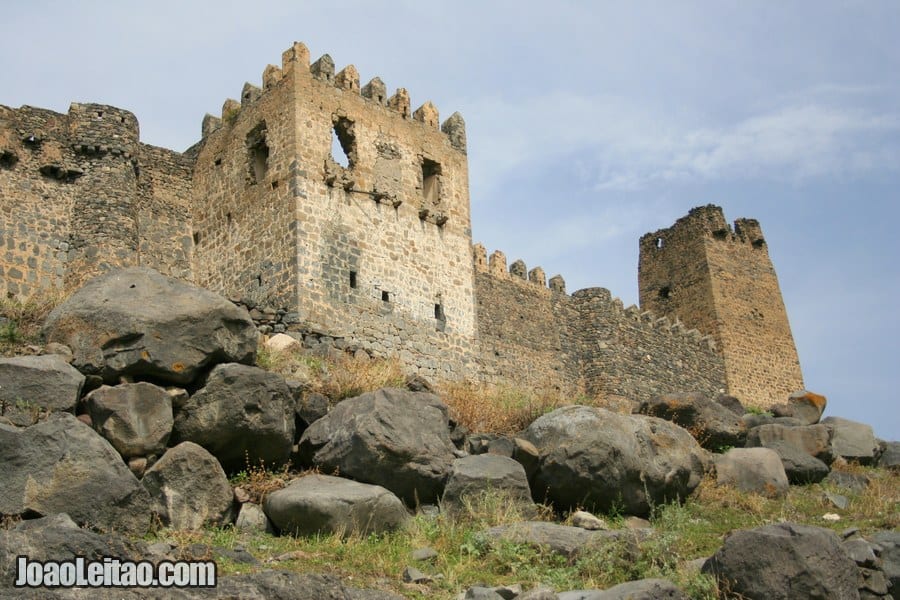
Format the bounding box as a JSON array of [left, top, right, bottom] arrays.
[[824, 491, 849, 510], [572, 510, 607, 531], [822, 417, 879, 463], [0, 514, 146, 590], [141, 441, 235, 530], [715, 447, 789, 497], [637, 392, 746, 451], [402, 566, 431, 584], [442, 454, 532, 511], [702, 522, 860, 600], [746, 423, 833, 463], [295, 391, 329, 428], [523, 406, 706, 516], [214, 571, 406, 600], [876, 440, 900, 470], [264, 474, 409, 537], [843, 538, 878, 567], [411, 547, 438, 562], [235, 502, 274, 533], [519, 587, 558, 600], [742, 412, 776, 429], [715, 394, 745, 416], [42, 267, 257, 385], [766, 440, 830, 484], [484, 521, 639, 559], [0, 354, 84, 426], [512, 437, 541, 482], [870, 530, 900, 596], [557, 578, 687, 599], [771, 390, 827, 425], [172, 363, 294, 472], [0, 413, 150, 535], [463, 587, 504, 599], [84, 382, 173, 459], [823, 470, 871, 492], [298, 388, 457, 505]]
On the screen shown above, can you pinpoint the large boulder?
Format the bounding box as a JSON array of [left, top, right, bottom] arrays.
[[771, 390, 827, 425], [522, 406, 706, 516], [442, 454, 533, 511], [821, 417, 879, 463], [171, 363, 294, 472], [714, 447, 789, 497], [702, 522, 860, 600], [483, 521, 639, 559], [83, 382, 173, 459], [297, 388, 457, 505], [745, 423, 833, 463], [765, 441, 830, 484], [636, 392, 746, 451], [0, 355, 84, 426], [876, 440, 900, 471], [0, 413, 151, 535], [264, 474, 408, 537], [870, 530, 900, 598], [42, 267, 258, 385], [0, 514, 145, 590], [141, 442, 235, 530]]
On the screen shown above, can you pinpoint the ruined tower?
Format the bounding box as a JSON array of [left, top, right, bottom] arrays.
[[638, 205, 803, 407], [190, 43, 476, 381]]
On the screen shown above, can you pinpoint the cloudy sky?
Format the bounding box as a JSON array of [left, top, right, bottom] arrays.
[[2, 1, 898, 438]]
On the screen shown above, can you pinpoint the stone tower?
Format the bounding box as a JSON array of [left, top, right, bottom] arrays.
[[189, 42, 476, 381], [638, 205, 803, 407]]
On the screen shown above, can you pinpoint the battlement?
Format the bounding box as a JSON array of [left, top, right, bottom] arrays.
[[472, 243, 565, 293], [640, 203, 767, 252], [199, 42, 466, 154]]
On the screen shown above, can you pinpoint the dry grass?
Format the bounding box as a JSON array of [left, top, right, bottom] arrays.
[[257, 343, 405, 401], [437, 381, 571, 434], [0, 289, 68, 356]]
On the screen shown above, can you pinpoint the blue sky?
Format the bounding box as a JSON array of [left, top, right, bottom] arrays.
[[2, 1, 898, 439]]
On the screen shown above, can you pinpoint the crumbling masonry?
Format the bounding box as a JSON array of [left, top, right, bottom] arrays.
[[0, 42, 803, 407]]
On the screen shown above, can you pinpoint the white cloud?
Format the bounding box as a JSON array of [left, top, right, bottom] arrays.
[[466, 88, 900, 195]]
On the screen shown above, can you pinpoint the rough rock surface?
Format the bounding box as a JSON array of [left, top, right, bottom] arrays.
[[442, 454, 532, 511], [0, 413, 150, 534], [171, 363, 294, 472], [870, 530, 900, 597], [298, 388, 457, 505], [141, 442, 234, 530], [84, 382, 173, 459], [42, 267, 257, 385], [483, 521, 639, 559], [745, 423, 833, 463], [822, 416, 879, 463], [522, 405, 705, 515], [714, 447, 789, 497], [765, 440, 830, 484], [771, 390, 827, 425], [702, 522, 860, 600], [877, 440, 900, 471], [264, 474, 408, 537], [557, 578, 688, 599], [0, 354, 84, 426], [637, 392, 746, 450]]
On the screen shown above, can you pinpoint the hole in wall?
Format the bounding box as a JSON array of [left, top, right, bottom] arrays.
[[422, 158, 441, 205], [96, 111, 103, 120], [271, 180, 279, 190], [752, 239, 766, 248], [0, 150, 17, 169], [246, 122, 269, 184], [349, 271, 357, 289], [655, 237, 664, 249], [193, 232, 201, 246], [214, 157, 222, 166], [331, 117, 356, 168], [434, 303, 445, 320], [658, 286, 671, 300], [381, 290, 389, 302], [713, 229, 729, 240]]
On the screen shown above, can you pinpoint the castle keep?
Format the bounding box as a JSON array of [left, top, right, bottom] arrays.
[[0, 42, 803, 407]]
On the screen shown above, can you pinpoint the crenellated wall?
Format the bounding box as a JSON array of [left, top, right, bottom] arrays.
[[0, 42, 802, 407]]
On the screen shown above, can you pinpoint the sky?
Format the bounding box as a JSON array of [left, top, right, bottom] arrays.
[[2, 1, 898, 439]]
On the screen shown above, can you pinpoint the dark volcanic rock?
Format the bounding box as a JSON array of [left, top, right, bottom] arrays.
[[637, 392, 746, 451], [0, 354, 84, 426]]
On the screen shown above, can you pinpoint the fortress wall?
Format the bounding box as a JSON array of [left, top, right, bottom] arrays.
[[0, 106, 77, 297], [190, 59, 300, 310], [570, 287, 727, 404], [472, 250, 580, 391], [136, 144, 194, 281]]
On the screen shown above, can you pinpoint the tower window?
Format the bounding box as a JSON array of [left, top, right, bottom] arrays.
[[331, 117, 356, 168], [246, 122, 269, 184], [422, 159, 441, 205], [349, 271, 357, 289], [434, 303, 445, 320], [658, 286, 671, 300], [655, 237, 664, 249], [381, 290, 390, 302]]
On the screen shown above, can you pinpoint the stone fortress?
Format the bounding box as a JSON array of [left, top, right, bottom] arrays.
[[0, 41, 803, 408]]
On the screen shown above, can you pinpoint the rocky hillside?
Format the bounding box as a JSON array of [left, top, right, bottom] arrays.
[[0, 268, 897, 599]]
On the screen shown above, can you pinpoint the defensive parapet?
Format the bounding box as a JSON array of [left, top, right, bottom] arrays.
[[190, 42, 478, 382], [638, 204, 803, 407], [472, 243, 565, 293]]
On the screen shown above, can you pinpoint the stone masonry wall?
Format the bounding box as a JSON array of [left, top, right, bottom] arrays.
[[639, 205, 803, 407], [0, 103, 196, 296]]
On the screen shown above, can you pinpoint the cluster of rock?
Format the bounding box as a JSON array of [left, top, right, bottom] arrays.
[[1, 267, 898, 599]]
